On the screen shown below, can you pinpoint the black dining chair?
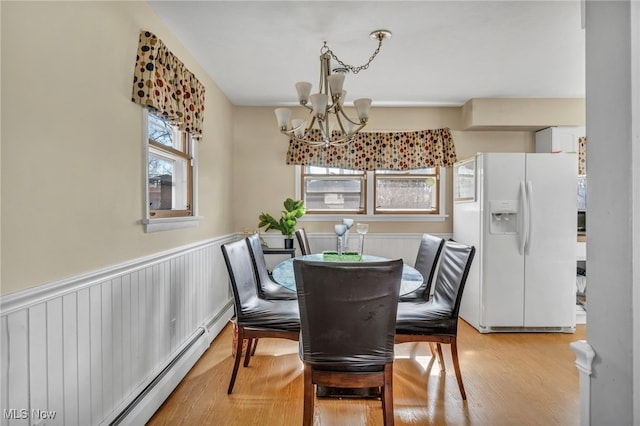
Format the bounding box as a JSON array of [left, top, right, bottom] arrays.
[[246, 234, 297, 300], [293, 259, 403, 426], [399, 233, 445, 301], [221, 239, 300, 394], [395, 240, 475, 400], [295, 228, 312, 255]]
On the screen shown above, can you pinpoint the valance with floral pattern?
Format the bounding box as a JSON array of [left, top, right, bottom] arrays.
[[578, 136, 586, 174], [285, 128, 457, 171], [131, 30, 205, 139]]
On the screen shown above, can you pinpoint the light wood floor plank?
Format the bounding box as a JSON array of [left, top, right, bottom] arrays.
[[148, 320, 585, 425]]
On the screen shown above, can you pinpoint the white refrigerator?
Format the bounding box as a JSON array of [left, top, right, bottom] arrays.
[[453, 153, 577, 333]]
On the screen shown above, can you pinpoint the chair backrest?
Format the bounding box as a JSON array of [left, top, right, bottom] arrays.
[[293, 259, 403, 368], [431, 241, 476, 320], [414, 234, 445, 299], [295, 228, 312, 255], [221, 239, 260, 320], [246, 233, 273, 298]]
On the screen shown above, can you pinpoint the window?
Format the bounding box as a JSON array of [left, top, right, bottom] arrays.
[[374, 168, 439, 214], [301, 166, 365, 214], [143, 110, 199, 232], [298, 166, 445, 220]]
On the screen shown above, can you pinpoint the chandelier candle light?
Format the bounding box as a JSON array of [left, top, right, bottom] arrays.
[[275, 30, 392, 147]]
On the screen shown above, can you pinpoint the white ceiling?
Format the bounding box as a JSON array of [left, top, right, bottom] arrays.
[[148, 0, 585, 107]]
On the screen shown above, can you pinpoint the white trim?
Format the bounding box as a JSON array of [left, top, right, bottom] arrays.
[[299, 214, 448, 222], [142, 109, 201, 233], [142, 215, 203, 232], [631, 1, 640, 423], [571, 340, 596, 426]]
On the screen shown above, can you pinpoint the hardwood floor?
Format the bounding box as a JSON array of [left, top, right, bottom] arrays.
[[148, 320, 585, 425]]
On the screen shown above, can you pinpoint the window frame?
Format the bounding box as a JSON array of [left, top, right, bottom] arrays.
[[142, 109, 201, 232], [373, 168, 440, 215], [295, 165, 448, 222], [300, 166, 367, 215]]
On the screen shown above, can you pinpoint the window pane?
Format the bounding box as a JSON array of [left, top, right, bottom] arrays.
[[148, 113, 184, 152], [376, 176, 437, 212], [304, 177, 364, 212], [376, 168, 436, 175], [304, 166, 362, 175], [148, 153, 189, 211]]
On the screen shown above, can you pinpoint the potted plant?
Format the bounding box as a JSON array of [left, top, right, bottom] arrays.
[[258, 198, 306, 248]]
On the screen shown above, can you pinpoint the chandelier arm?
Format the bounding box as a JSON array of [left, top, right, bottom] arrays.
[[337, 108, 364, 126], [316, 116, 330, 144], [334, 113, 347, 135], [305, 115, 318, 140]]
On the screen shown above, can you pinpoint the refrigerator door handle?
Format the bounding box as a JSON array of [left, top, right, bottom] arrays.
[[519, 181, 528, 255], [525, 180, 534, 255]]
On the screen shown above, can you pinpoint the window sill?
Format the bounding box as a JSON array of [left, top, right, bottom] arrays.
[[142, 216, 203, 233], [299, 214, 448, 223]]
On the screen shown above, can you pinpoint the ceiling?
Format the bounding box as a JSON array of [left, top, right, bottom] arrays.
[[148, 1, 585, 108]]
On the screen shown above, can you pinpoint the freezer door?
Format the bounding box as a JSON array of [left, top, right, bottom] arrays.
[[523, 153, 577, 328], [481, 153, 526, 328]]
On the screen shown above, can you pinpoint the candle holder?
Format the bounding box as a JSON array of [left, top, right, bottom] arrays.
[[356, 223, 369, 255], [334, 224, 347, 256]]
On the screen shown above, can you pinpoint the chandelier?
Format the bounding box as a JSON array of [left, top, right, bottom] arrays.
[[275, 30, 392, 147]]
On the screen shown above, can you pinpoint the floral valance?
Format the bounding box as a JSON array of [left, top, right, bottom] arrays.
[[578, 136, 586, 174], [285, 128, 457, 171], [131, 30, 205, 139]]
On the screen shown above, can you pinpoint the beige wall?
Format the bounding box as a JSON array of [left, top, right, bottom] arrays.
[[0, 1, 585, 295], [1, 1, 235, 294], [232, 106, 539, 236]]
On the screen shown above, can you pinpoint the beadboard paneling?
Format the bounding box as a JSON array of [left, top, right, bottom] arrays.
[[0, 237, 236, 426]]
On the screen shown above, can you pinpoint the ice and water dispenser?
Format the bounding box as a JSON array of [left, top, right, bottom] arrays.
[[489, 200, 518, 234]]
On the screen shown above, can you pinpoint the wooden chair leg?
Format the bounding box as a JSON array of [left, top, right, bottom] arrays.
[[450, 339, 467, 400], [241, 338, 258, 366], [428, 342, 436, 357], [382, 364, 395, 426], [435, 343, 446, 372], [228, 327, 245, 394], [243, 338, 254, 367], [303, 364, 315, 426]]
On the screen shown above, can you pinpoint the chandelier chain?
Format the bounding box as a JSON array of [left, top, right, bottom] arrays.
[[323, 38, 384, 74]]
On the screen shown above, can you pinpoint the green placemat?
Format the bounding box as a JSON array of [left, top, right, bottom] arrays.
[[321, 251, 363, 262]]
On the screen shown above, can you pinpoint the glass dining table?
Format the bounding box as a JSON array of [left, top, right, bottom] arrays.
[[271, 253, 424, 296]]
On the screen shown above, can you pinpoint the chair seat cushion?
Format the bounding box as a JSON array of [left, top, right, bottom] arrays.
[[395, 299, 457, 335], [398, 282, 428, 301], [261, 279, 297, 300], [238, 298, 300, 331]]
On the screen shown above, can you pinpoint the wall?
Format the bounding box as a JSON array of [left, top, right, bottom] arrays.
[[1, 2, 237, 424], [0, 1, 235, 295], [233, 106, 543, 236], [585, 1, 639, 424]]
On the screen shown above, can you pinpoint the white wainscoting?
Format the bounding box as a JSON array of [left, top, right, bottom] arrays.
[[260, 232, 452, 271], [0, 236, 237, 426]]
